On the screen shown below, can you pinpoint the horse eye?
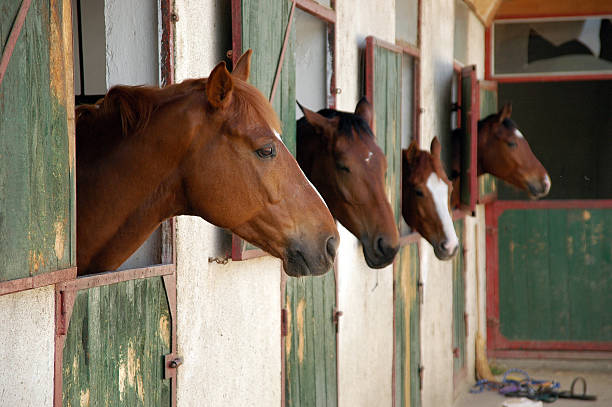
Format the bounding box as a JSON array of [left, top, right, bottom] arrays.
[[336, 163, 350, 173], [256, 143, 276, 159], [506, 141, 517, 148], [415, 189, 424, 197]]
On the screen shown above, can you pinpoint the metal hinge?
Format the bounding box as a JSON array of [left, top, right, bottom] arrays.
[[453, 347, 460, 358], [417, 279, 424, 304], [464, 312, 469, 337], [281, 308, 288, 337], [418, 365, 424, 390], [164, 354, 183, 380], [333, 308, 343, 333]]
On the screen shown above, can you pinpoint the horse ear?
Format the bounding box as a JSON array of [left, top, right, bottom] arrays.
[[298, 101, 333, 137], [405, 140, 418, 161], [355, 97, 373, 128], [497, 102, 512, 123], [207, 61, 233, 109], [430, 137, 442, 158], [232, 49, 252, 82]]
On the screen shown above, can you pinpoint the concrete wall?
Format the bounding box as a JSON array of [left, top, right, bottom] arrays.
[[0, 286, 55, 406], [334, 1, 396, 405], [173, 1, 281, 406]]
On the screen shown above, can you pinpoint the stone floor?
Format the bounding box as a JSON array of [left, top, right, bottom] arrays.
[[454, 359, 612, 407]]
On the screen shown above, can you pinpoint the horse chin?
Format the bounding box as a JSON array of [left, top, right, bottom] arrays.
[[433, 244, 458, 261], [283, 246, 333, 277], [361, 245, 397, 269]]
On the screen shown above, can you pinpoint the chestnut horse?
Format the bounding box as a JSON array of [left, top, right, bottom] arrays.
[[451, 103, 550, 206], [402, 138, 458, 260], [296, 98, 399, 268], [76, 50, 339, 276]]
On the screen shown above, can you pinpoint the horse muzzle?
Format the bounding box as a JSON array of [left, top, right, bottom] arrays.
[[527, 174, 551, 199], [284, 234, 338, 277], [361, 235, 399, 269]]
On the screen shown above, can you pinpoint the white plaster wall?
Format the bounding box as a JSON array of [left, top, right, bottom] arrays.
[[0, 286, 55, 406], [104, 0, 159, 87], [418, 1, 456, 407], [175, 217, 281, 406], [173, 1, 281, 405], [334, 1, 395, 405]]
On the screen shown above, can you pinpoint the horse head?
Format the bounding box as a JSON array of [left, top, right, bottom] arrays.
[[179, 51, 339, 276], [296, 98, 399, 268], [402, 138, 458, 260], [478, 103, 551, 199]]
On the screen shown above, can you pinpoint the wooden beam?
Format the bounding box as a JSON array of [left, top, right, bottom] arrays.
[[462, 0, 504, 26], [496, 0, 612, 19]]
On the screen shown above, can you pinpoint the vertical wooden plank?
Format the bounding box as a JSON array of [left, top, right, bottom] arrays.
[[546, 209, 570, 340], [0, 0, 75, 282], [477, 82, 498, 201], [394, 243, 421, 407], [285, 269, 337, 406], [371, 42, 402, 226], [452, 219, 466, 374], [62, 277, 171, 406]]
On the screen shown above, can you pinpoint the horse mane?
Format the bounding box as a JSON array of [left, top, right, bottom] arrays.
[[76, 76, 282, 148], [316, 109, 374, 140]]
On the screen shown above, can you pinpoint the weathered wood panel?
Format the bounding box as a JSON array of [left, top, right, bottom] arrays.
[[452, 219, 466, 374], [496, 0, 612, 18], [62, 277, 171, 406], [371, 42, 403, 226], [394, 242, 421, 407], [498, 208, 612, 342], [0, 0, 75, 282], [478, 82, 497, 201], [285, 271, 337, 407], [239, 0, 296, 153]]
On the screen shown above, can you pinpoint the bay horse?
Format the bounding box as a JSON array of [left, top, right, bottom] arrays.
[[402, 138, 458, 260], [296, 98, 399, 268], [76, 50, 339, 277], [451, 103, 551, 206]]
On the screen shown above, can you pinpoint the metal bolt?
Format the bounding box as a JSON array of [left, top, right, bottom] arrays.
[[226, 50, 234, 59], [169, 357, 183, 369], [171, 12, 179, 22]]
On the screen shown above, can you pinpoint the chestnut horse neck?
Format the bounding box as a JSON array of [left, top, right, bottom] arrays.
[[296, 99, 399, 269], [402, 139, 458, 260]]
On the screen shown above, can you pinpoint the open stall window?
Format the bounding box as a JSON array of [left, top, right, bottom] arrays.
[[72, 0, 174, 272]]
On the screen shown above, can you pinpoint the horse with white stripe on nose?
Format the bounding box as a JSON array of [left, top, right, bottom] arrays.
[[402, 137, 459, 260]]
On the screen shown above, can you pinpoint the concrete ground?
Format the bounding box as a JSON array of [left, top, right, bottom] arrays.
[[454, 359, 612, 407]]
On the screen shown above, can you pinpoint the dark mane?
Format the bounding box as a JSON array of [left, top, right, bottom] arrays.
[[316, 109, 374, 140], [478, 113, 517, 131]]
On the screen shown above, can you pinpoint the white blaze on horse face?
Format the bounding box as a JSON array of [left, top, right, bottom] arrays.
[[425, 172, 459, 253], [514, 129, 524, 139], [272, 129, 283, 142], [365, 151, 373, 164]]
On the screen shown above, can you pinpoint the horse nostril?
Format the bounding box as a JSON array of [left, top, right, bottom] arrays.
[[441, 239, 449, 251], [326, 236, 338, 260]]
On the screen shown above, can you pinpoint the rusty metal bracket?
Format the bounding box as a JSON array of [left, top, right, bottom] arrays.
[[418, 365, 424, 389], [333, 308, 343, 332], [281, 308, 288, 337], [0, 0, 33, 88], [164, 354, 183, 380]]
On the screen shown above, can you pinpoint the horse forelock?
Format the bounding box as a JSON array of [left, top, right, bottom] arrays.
[[317, 109, 374, 142]]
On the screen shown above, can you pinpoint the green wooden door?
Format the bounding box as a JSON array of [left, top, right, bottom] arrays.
[[366, 37, 402, 227], [232, 0, 297, 257], [285, 273, 337, 406], [62, 276, 172, 406], [478, 81, 497, 202], [394, 243, 421, 407], [497, 208, 612, 344], [0, 0, 75, 282], [452, 219, 466, 375]]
